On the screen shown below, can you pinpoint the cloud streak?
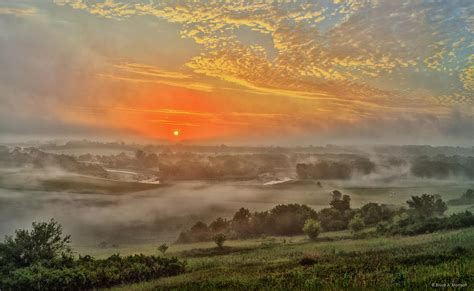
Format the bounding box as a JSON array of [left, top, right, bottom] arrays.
[[0, 7, 36, 16]]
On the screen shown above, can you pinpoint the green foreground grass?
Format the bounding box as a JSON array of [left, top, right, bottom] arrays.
[[109, 227, 474, 290]]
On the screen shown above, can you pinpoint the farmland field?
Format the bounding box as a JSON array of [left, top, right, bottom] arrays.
[[110, 227, 474, 290]]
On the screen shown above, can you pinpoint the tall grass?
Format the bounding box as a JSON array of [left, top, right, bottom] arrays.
[[112, 227, 474, 290]]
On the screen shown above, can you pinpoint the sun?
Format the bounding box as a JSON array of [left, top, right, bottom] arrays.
[[173, 130, 180, 136]]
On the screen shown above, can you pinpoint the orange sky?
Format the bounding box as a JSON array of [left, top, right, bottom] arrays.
[[0, 1, 472, 145]]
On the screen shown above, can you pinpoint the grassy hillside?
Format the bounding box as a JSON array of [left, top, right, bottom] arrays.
[[0, 171, 164, 194], [111, 227, 474, 290]]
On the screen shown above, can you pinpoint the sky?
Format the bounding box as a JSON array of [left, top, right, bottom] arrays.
[[0, 0, 473, 145]]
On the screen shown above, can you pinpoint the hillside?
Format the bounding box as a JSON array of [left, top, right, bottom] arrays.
[[111, 228, 474, 290]]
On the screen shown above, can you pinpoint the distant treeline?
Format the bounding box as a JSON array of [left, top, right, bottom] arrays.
[[81, 150, 290, 180], [177, 190, 474, 244], [296, 155, 474, 180], [37, 140, 474, 156], [3, 145, 474, 181], [410, 155, 474, 179], [0, 146, 108, 177], [177, 190, 401, 243], [296, 157, 375, 180]]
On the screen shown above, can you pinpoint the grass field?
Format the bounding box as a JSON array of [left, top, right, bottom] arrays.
[[106, 227, 474, 290], [0, 170, 164, 194]]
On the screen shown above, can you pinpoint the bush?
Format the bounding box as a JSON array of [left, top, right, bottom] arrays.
[[303, 219, 321, 241], [348, 216, 364, 233], [0, 220, 187, 290], [213, 234, 226, 248], [158, 244, 169, 255], [383, 211, 474, 236], [0, 255, 186, 290]]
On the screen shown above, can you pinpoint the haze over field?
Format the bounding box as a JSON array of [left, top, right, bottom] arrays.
[[0, 142, 473, 247]]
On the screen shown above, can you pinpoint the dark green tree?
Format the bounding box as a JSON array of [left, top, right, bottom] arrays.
[[232, 208, 252, 237], [0, 219, 71, 268], [329, 190, 351, 212], [407, 194, 447, 219]]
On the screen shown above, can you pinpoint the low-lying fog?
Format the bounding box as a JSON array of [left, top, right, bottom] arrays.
[[1, 143, 473, 248], [1, 178, 471, 248]]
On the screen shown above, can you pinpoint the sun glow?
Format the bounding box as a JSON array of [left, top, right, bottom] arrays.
[[173, 130, 180, 136]]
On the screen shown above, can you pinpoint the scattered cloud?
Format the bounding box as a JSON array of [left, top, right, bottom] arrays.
[[1, 0, 472, 143], [0, 6, 36, 16]]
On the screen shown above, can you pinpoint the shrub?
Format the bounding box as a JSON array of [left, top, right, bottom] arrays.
[[303, 219, 321, 241], [376, 221, 390, 234], [158, 244, 169, 255], [384, 211, 474, 236], [348, 216, 364, 233], [0, 221, 186, 290], [213, 233, 226, 248], [0, 255, 186, 290]]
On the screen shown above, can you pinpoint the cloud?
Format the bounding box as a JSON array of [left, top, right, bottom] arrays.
[[0, 7, 36, 16], [102, 62, 214, 92], [1, 0, 472, 143], [55, 1, 473, 109], [113, 63, 191, 79]]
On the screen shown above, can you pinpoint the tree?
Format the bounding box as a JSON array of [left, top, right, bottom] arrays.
[[407, 194, 447, 219], [360, 203, 397, 226], [329, 191, 351, 212], [158, 244, 169, 255], [213, 233, 226, 248], [189, 221, 211, 241], [0, 219, 71, 268], [232, 208, 252, 237], [303, 219, 321, 241], [360, 203, 382, 225], [348, 216, 364, 233], [233, 207, 251, 222], [209, 217, 229, 233], [190, 221, 209, 233], [318, 208, 348, 231], [267, 204, 317, 236]]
